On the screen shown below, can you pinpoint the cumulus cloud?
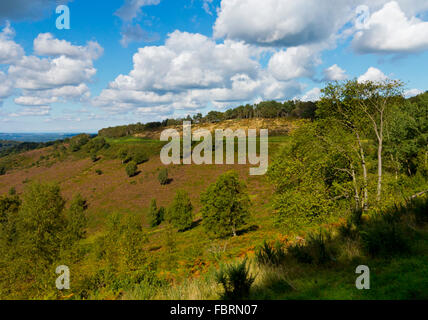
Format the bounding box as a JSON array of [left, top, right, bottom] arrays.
[[300, 87, 321, 102], [115, 0, 161, 21], [352, 1, 428, 54], [323, 64, 348, 81], [94, 30, 302, 114], [214, 0, 428, 53], [214, 0, 353, 47], [358, 67, 388, 82], [0, 71, 14, 103], [268, 46, 321, 81], [0, 22, 24, 64], [0, 27, 102, 115], [34, 33, 103, 60]]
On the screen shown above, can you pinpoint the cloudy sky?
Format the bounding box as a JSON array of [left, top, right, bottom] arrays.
[[0, 0, 428, 132]]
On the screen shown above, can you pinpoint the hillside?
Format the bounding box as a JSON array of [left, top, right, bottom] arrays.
[[0, 88, 427, 300]]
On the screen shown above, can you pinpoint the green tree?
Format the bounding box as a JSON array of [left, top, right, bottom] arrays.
[[319, 79, 404, 204], [125, 161, 138, 177], [200, 171, 250, 237], [167, 190, 193, 231], [63, 194, 88, 247]]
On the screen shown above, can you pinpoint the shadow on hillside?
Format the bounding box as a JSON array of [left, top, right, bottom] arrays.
[[181, 218, 202, 232], [237, 224, 259, 236]]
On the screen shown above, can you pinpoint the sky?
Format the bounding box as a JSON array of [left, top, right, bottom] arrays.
[[0, 0, 428, 133]]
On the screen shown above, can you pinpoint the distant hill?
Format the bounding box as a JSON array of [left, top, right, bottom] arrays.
[[0, 133, 80, 143]]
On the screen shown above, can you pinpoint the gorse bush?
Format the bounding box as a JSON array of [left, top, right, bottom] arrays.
[[216, 259, 255, 300], [125, 161, 138, 177], [255, 241, 286, 266], [288, 229, 334, 265]]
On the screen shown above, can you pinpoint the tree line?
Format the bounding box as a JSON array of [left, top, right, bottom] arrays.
[[98, 100, 317, 138]]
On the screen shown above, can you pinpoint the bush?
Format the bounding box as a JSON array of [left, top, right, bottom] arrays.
[[255, 241, 286, 266], [288, 229, 334, 265], [91, 153, 98, 162], [216, 259, 255, 300], [158, 168, 169, 185], [131, 149, 149, 165], [125, 161, 138, 177], [167, 190, 193, 231], [360, 218, 411, 257], [0, 166, 5, 175], [95, 169, 103, 175]]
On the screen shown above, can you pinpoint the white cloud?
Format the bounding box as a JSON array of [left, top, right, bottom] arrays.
[[358, 67, 388, 82], [301, 87, 321, 102], [214, 0, 353, 47], [0, 22, 24, 64], [0, 71, 14, 103], [323, 64, 348, 81], [268, 46, 321, 81], [94, 30, 302, 115], [202, 0, 214, 15], [0, 28, 102, 113], [34, 33, 103, 60], [352, 1, 428, 54], [115, 0, 161, 21], [404, 88, 423, 97], [9, 106, 51, 117]]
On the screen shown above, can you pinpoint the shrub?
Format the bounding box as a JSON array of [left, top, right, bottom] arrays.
[[125, 161, 138, 177], [131, 149, 149, 165], [148, 199, 165, 227], [255, 241, 286, 266], [360, 218, 411, 257], [167, 190, 193, 231], [95, 169, 103, 175], [288, 229, 334, 265], [69, 134, 90, 152], [158, 168, 169, 185], [216, 259, 255, 300], [91, 153, 98, 162], [0, 166, 5, 175], [200, 171, 251, 238]]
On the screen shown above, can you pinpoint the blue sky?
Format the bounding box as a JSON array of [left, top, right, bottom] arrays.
[[0, 0, 428, 132]]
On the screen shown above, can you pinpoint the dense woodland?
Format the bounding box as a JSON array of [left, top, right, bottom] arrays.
[[0, 80, 427, 300]]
